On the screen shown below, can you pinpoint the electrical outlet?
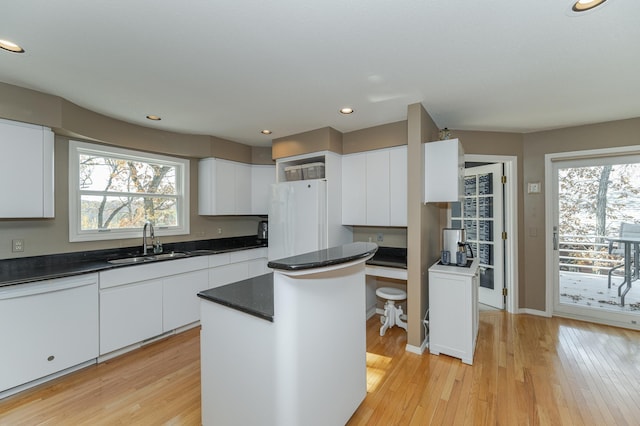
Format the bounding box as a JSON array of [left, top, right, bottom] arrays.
[[217, 228, 223, 235], [12, 239, 24, 252], [377, 233, 384, 242]]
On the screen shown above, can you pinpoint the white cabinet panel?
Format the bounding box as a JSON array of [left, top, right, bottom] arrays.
[[235, 162, 252, 215], [389, 146, 408, 226], [428, 261, 479, 365], [341, 153, 367, 225], [163, 269, 209, 331], [341, 146, 407, 226], [100, 279, 163, 355], [423, 138, 464, 203], [0, 275, 98, 392], [365, 150, 390, 226], [212, 262, 249, 288], [199, 158, 269, 216], [215, 159, 236, 215], [0, 118, 54, 218], [251, 165, 276, 215], [248, 258, 269, 277]]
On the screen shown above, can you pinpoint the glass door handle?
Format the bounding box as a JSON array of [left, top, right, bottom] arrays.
[[553, 226, 558, 251]]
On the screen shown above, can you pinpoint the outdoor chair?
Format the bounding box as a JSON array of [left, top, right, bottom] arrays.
[[607, 222, 640, 288]]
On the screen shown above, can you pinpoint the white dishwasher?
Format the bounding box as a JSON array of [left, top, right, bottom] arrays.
[[0, 274, 99, 396]]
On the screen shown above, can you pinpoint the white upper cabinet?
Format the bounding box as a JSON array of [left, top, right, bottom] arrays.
[[423, 138, 464, 203], [341, 153, 367, 225], [250, 165, 276, 215], [199, 158, 270, 216], [235, 162, 252, 215], [342, 145, 407, 227], [0, 118, 54, 218], [389, 145, 408, 226]]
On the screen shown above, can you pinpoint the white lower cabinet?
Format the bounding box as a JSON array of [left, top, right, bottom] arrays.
[[99, 256, 209, 356], [0, 274, 98, 394], [428, 260, 479, 365], [163, 269, 209, 331], [100, 279, 164, 355], [208, 247, 268, 289]]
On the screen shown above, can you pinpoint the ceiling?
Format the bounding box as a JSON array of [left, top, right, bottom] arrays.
[[1, 0, 638, 147]]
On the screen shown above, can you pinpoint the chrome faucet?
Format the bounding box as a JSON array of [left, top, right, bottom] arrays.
[[142, 221, 155, 255]]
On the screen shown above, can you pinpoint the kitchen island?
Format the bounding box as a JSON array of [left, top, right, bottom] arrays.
[[198, 242, 377, 426]]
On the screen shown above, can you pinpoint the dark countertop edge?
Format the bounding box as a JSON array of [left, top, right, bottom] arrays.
[[0, 235, 267, 288], [198, 273, 274, 322], [267, 242, 378, 271]]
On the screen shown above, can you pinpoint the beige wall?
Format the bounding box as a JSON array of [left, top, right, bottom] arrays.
[[352, 227, 407, 247], [406, 103, 441, 348], [0, 83, 268, 259], [520, 117, 640, 311], [0, 135, 264, 259], [342, 120, 408, 154], [271, 127, 343, 159]]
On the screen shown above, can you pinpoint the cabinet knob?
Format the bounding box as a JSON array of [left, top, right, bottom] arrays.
[[47, 355, 55, 362]]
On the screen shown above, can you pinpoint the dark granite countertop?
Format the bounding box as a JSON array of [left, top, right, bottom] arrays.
[[0, 235, 267, 287], [366, 246, 407, 269], [198, 273, 274, 322], [267, 242, 378, 271]]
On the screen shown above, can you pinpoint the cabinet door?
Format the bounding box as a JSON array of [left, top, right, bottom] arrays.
[[424, 138, 464, 202], [0, 276, 98, 392], [215, 160, 236, 215], [251, 165, 276, 215], [341, 153, 367, 225], [235, 162, 252, 214], [163, 269, 209, 331], [198, 158, 216, 215], [365, 150, 390, 226], [211, 262, 249, 288], [389, 146, 407, 226], [100, 280, 163, 355], [248, 258, 269, 277], [0, 119, 54, 218]]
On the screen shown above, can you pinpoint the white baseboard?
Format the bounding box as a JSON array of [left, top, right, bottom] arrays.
[[405, 337, 428, 355], [518, 308, 551, 317]]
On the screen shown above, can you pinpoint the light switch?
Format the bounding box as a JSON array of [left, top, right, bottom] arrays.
[[527, 182, 541, 194]]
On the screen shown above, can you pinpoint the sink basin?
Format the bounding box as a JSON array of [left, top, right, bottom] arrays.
[[187, 249, 218, 255], [107, 256, 156, 265], [154, 251, 189, 260], [107, 251, 189, 265]]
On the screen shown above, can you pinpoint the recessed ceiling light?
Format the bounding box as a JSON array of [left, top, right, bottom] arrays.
[[146, 115, 161, 121], [572, 0, 607, 12], [339, 107, 354, 115], [261, 129, 272, 135], [0, 39, 25, 53]]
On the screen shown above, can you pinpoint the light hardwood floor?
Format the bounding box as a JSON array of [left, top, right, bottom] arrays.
[[2, 311, 640, 425]]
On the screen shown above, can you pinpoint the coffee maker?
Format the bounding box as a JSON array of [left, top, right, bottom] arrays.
[[442, 228, 465, 259], [257, 220, 268, 241]]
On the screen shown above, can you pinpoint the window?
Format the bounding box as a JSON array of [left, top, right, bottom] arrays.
[[69, 141, 189, 242]]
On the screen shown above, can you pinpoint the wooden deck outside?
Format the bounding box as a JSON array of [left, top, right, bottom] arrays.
[[560, 270, 640, 312]]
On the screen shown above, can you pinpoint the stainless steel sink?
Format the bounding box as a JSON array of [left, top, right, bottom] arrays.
[[107, 251, 188, 265], [107, 256, 157, 265], [187, 249, 218, 255], [154, 252, 189, 260]]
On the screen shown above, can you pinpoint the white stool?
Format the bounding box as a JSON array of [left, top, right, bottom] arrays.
[[376, 287, 407, 336]]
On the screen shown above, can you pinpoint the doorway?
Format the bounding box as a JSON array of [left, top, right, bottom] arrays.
[[546, 148, 640, 328], [449, 155, 518, 313]]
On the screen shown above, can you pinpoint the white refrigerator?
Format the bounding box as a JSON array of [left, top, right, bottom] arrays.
[[268, 180, 328, 261]]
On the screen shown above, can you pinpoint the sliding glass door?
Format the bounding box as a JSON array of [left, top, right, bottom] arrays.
[[551, 153, 640, 324]]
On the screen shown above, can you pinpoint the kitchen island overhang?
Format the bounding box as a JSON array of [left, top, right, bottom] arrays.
[[198, 242, 377, 426]]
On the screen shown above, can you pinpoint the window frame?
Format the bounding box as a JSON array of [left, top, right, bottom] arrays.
[[68, 140, 190, 242]]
